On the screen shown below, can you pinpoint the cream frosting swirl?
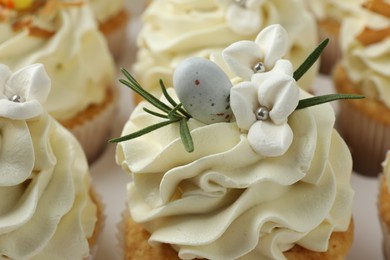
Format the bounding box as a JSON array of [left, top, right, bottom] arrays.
[[300, 0, 365, 22], [0, 64, 97, 259], [133, 0, 318, 94], [116, 88, 354, 259], [341, 7, 390, 108], [0, 3, 115, 121]]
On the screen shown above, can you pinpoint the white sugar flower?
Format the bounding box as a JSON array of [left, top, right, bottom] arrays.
[[230, 59, 299, 156], [222, 24, 289, 80], [0, 64, 51, 120], [216, 0, 264, 35], [0, 117, 34, 186]]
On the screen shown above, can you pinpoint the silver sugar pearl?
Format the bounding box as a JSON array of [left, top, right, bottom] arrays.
[[11, 95, 22, 103], [253, 62, 266, 73], [256, 106, 269, 121], [234, 0, 246, 8]]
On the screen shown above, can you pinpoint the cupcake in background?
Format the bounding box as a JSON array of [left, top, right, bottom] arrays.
[[0, 0, 118, 163], [300, 0, 365, 74], [116, 24, 354, 259], [379, 151, 390, 258], [333, 0, 390, 176], [0, 64, 103, 259], [132, 0, 319, 104], [87, 0, 130, 61]]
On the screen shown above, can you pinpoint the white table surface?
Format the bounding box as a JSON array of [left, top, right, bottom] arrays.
[[90, 6, 384, 259]]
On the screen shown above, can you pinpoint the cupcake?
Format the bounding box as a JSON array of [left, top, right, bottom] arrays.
[[379, 151, 390, 259], [300, 0, 365, 74], [333, 0, 390, 176], [132, 0, 319, 104], [87, 0, 129, 61], [116, 25, 355, 259], [0, 64, 102, 259], [0, 0, 117, 163]]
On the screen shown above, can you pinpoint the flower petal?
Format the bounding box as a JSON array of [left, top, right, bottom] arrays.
[[226, 6, 262, 36], [230, 81, 258, 130], [255, 24, 289, 69], [0, 118, 34, 186], [0, 99, 44, 120], [257, 73, 299, 125], [5, 64, 51, 104], [251, 59, 293, 83], [247, 121, 293, 156], [223, 40, 263, 80], [0, 65, 11, 96]]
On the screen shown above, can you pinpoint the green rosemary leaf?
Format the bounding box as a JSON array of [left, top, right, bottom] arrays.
[[119, 78, 170, 114], [160, 79, 178, 107], [293, 38, 329, 82], [143, 107, 169, 119], [121, 68, 140, 87], [168, 103, 184, 119], [160, 79, 192, 118], [179, 118, 194, 153], [114, 69, 196, 152], [109, 119, 179, 143], [120, 68, 172, 114], [296, 94, 365, 110]]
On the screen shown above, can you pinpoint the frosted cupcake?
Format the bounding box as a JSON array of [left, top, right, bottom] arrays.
[[87, 0, 129, 60], [333, 0, 390, 176], [132, 0, 319, 104], [0, 0, 117, 163], [300, 0, 365, 74], [116, 25, 355, 259], [0, 64, 102, 259]]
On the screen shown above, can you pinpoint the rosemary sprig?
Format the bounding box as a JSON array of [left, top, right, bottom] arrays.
[[109, 119, 178, 143], [296, 94, 365, 110], [292, 38, 364, 109], [109, 68, 194, 153], [293, 38, 329, 82]]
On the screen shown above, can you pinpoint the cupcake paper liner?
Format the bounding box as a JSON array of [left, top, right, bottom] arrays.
[[68, 88, 119, 164], [337, 100, 390, 176]]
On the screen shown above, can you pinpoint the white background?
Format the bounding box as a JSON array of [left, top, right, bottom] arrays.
[[91, 3, 384, 259]]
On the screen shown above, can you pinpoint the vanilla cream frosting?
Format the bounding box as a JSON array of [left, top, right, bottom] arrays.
[[341, 7, 390, 108], [87, 0, 125, 23], [117, 88, 354, 259], [300, 0, 365, 22], [0, 3, 115, 121], [0, 64, 97, 259], [133, 0, 318, 94]]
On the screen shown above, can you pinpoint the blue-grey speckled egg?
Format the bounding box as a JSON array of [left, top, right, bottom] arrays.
[[173, 57, 233, 124]]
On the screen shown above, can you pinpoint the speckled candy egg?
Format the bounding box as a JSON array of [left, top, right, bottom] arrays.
[[173, 57, 233, 124]]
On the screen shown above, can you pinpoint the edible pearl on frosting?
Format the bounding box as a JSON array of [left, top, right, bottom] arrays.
[[253, 62, 266, 73], [256, 106, 269, 121], [10, 95, 23, 103]]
